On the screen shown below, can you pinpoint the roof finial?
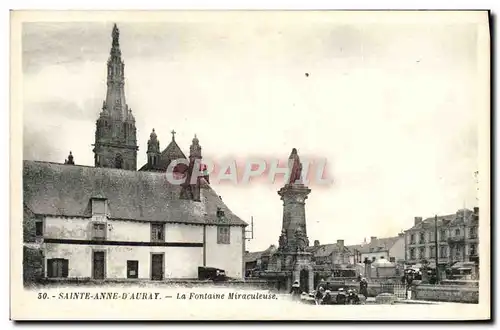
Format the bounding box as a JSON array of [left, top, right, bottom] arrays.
[[171, 129, 176, 141], [66, 151, 74, 165]]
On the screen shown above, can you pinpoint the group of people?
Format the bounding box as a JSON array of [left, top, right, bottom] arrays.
[[289, 277, 369, 305]]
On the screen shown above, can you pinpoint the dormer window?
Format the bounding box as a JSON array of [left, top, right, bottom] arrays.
[[92, 199, 106, 215], [91, 195, 108, 217]]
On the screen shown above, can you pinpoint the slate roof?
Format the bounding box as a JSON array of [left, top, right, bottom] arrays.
[[347, 236, 401, 254], [346, 244, 364, 255], [23, 160, 247, 226], [311, 243, 350, 258], [244, 245, 277, 263], [406, 209, 475, 232], [139, 138, 188, 172]]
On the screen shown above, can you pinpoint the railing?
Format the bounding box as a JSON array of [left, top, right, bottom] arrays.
[[379, 283, 407, 299], [447, 236, 465, 244]]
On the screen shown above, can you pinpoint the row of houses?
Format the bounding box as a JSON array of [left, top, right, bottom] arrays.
[[244, 207, 479, 277]]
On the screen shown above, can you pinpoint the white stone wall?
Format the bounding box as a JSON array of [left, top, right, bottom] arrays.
[[44, 243, 204, 279], [360, 251, 389, 261], [44, 216, 204, 243], [43, 217, 244, 280], [205, 225, 244, 279]]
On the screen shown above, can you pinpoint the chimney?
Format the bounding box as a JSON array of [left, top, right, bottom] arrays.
[[337, 239, 344, 249], [414, 217, 423, 225], [474, 207, 479, 215], [370, 236, 377, 243], [314, 240, 320, 247], [398, 232, 404, 237]]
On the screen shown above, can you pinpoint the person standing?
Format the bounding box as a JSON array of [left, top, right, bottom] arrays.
[[290, 280, 301, 300], [359, 278, 368, 298]]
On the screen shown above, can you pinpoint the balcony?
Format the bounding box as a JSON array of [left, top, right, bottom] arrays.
[[447, 236, 465, 244]]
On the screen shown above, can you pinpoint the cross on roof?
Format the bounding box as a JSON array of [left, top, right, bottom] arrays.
[[171, 129, 176, 140]]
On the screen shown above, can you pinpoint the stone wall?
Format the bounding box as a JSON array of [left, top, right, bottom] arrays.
[[23, 246, 44, 286], [323, 281, 396, 297], [413, 284, 479, 303]]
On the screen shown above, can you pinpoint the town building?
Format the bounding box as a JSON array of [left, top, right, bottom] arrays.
[[23, 24, 247, 284], [307, 239, 350, 266], [244, 245, 277, 277], [347, 235, 405, 264], [404, 207, 479, 270]]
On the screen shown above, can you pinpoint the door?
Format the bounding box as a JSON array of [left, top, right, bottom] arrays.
[[151, 254, 164, 280], [300, 269, 309, 293], [93, 251, 105, 279], [127, 260, 139, 279]]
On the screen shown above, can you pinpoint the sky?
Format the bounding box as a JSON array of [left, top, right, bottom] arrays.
[[22, 13, 482, 252]]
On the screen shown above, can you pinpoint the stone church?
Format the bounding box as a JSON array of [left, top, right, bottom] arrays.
[[23, 24, 247, 284]]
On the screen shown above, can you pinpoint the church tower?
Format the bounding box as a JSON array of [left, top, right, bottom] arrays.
[[93, 24, 138, 170]]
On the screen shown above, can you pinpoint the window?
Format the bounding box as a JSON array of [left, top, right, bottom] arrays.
[[389, 257, 395, 263], [92, 223, 106, 240], [217, 226, 230, 244], [410, 234, 415, 244], [47, 258, 69, 278], [455, 228, 460, 236], [372, 257, 376, 262], [440, 246, 447, 258], [410, 248, 416, 259], [115, 154, 123, 169], [92, 199, 106, 215], [430, 246, 435, 258], [469, 244, 477, 256], [419, 247, 426, 259], [440, 229, 446, 241], [469, 227, 477, 238], [429, 231, 435, 242], [151, 223, 165, 242], [35, 220, 43, 237], [455, 246, 462, 257], [127, 260, 139, 279], [419, 232, 425, 244]]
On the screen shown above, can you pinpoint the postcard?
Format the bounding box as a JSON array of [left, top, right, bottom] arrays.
[[10, 10, 491, 321]]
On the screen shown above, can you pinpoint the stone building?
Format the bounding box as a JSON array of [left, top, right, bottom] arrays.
[[22, 24, 247, 284], [347, 235, 405, 264], [404, 207, 479, 270]]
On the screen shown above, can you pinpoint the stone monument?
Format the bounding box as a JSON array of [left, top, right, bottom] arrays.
[[271, 148, 314, 293]]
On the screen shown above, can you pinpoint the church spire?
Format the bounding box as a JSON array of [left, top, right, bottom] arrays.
[[105, 23, 128, 120], [93, 24, 138, 171]]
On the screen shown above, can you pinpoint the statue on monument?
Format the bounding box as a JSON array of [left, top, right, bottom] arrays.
[[288, 148, 303, 185], [278, 228, 288, 251], [294, 226, 308, 252]]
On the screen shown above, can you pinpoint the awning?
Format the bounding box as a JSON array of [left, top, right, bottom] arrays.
[[451, 262, 475, 269]]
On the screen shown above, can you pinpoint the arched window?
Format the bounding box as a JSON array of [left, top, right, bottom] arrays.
[[115, 154, 123, 169]]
